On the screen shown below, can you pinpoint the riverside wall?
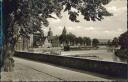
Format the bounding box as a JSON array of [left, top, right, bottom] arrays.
[[14, 51, 128, 78]]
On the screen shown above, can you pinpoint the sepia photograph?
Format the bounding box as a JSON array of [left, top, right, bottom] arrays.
[[0, 0, 128, 81]]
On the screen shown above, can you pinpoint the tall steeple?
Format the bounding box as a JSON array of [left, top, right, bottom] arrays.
[[62, 26, 67, 35], [48, 27, 53, 37]]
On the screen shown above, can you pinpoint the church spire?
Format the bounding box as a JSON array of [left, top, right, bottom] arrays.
[[62, 26, 67, 35], [49, 27, 51, 31], [48, 27, 53, 37]]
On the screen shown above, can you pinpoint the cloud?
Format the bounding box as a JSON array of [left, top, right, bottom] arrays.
[[71, 7, 78, 12], [107, 6, 118, 12], [107, 6, 127, 13], [84, 27, 95, 31], [46, 0, 127, 39], [49, 18, 61, 23]]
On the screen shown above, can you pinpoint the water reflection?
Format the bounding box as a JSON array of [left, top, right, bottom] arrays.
[[108, 48, 127, 63], [61, 48, 127, 64], [112, 54, 126, 63]]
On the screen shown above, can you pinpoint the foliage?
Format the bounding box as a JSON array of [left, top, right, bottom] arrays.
[[83, 37, 91, 46], [66, 32, 76, 45], [59, 29, 92, 47], [112, 37, 119, 48], [59, 34, 67, 44], [115, 31, 128, 59], [115, 48, 128, 59], [119, 31, 128, 49], [2, 0, 112, 71], [92, 38, 99, 47], [107, 40, 112, 47], [3, 0, 112, 41]]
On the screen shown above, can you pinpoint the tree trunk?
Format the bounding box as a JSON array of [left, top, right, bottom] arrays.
[[2, 42, 15, 72], [2, 0, 17, 72], [2, 19, 17, 72]]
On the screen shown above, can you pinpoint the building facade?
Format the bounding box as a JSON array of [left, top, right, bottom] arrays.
[[15, 36, 30, 51], [44, 28, 60, 47], [15, 28, 60, 51]]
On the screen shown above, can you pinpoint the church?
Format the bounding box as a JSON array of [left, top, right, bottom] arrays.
[[42, 27, 60, 48]]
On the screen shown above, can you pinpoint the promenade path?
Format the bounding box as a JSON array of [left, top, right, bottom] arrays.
[[1, 57, 123, 81]]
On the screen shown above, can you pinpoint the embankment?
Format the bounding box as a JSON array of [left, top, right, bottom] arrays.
[[14, 51, 128, 78]]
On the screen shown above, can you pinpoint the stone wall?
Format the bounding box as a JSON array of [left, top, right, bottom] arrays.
[[14, 51, 128, 78]]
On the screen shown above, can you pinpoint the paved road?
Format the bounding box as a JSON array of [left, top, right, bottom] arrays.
[[1, 57, 118, 81]]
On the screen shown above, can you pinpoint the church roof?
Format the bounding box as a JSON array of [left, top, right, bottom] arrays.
[[62, 26, 67, 35]]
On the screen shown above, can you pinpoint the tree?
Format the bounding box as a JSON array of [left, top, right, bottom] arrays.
[[112, 37, 119, 48], [107, 40, 111, 47], [59, 34, 67, 46], [77, 37, 84, 46], [115, 31, 128, 59], [2, 0, 112, 71], [66, 32, 76, 46], [119, 31, 128, 49], [92, 38, 99, 47], [83, 37, 91, 46]]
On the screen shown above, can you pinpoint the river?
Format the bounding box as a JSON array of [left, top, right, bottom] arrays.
[[61, 48, 127, 64], [20, 46, 127, 64]]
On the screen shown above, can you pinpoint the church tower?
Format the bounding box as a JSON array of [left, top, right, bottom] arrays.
[[48, 27, 53, 37], [62, 26, 67, 35], [47, 27, 53, 43]]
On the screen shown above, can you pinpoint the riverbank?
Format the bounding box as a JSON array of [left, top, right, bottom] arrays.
[[14, 51, 128, 78], [17, 48, 127, 64], [61, 50, 127, 63], [115, 49, 128, 59]]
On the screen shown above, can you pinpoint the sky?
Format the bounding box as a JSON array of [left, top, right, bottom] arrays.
[[42, 0, 127, 40]]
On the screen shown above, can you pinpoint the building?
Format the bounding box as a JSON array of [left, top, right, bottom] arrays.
[[33, 31, 43, 48], [15, 36, 30, 51], [15, 27, 60, 51], [43, 28, 60, 47], [15, 31, 43, 51]]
